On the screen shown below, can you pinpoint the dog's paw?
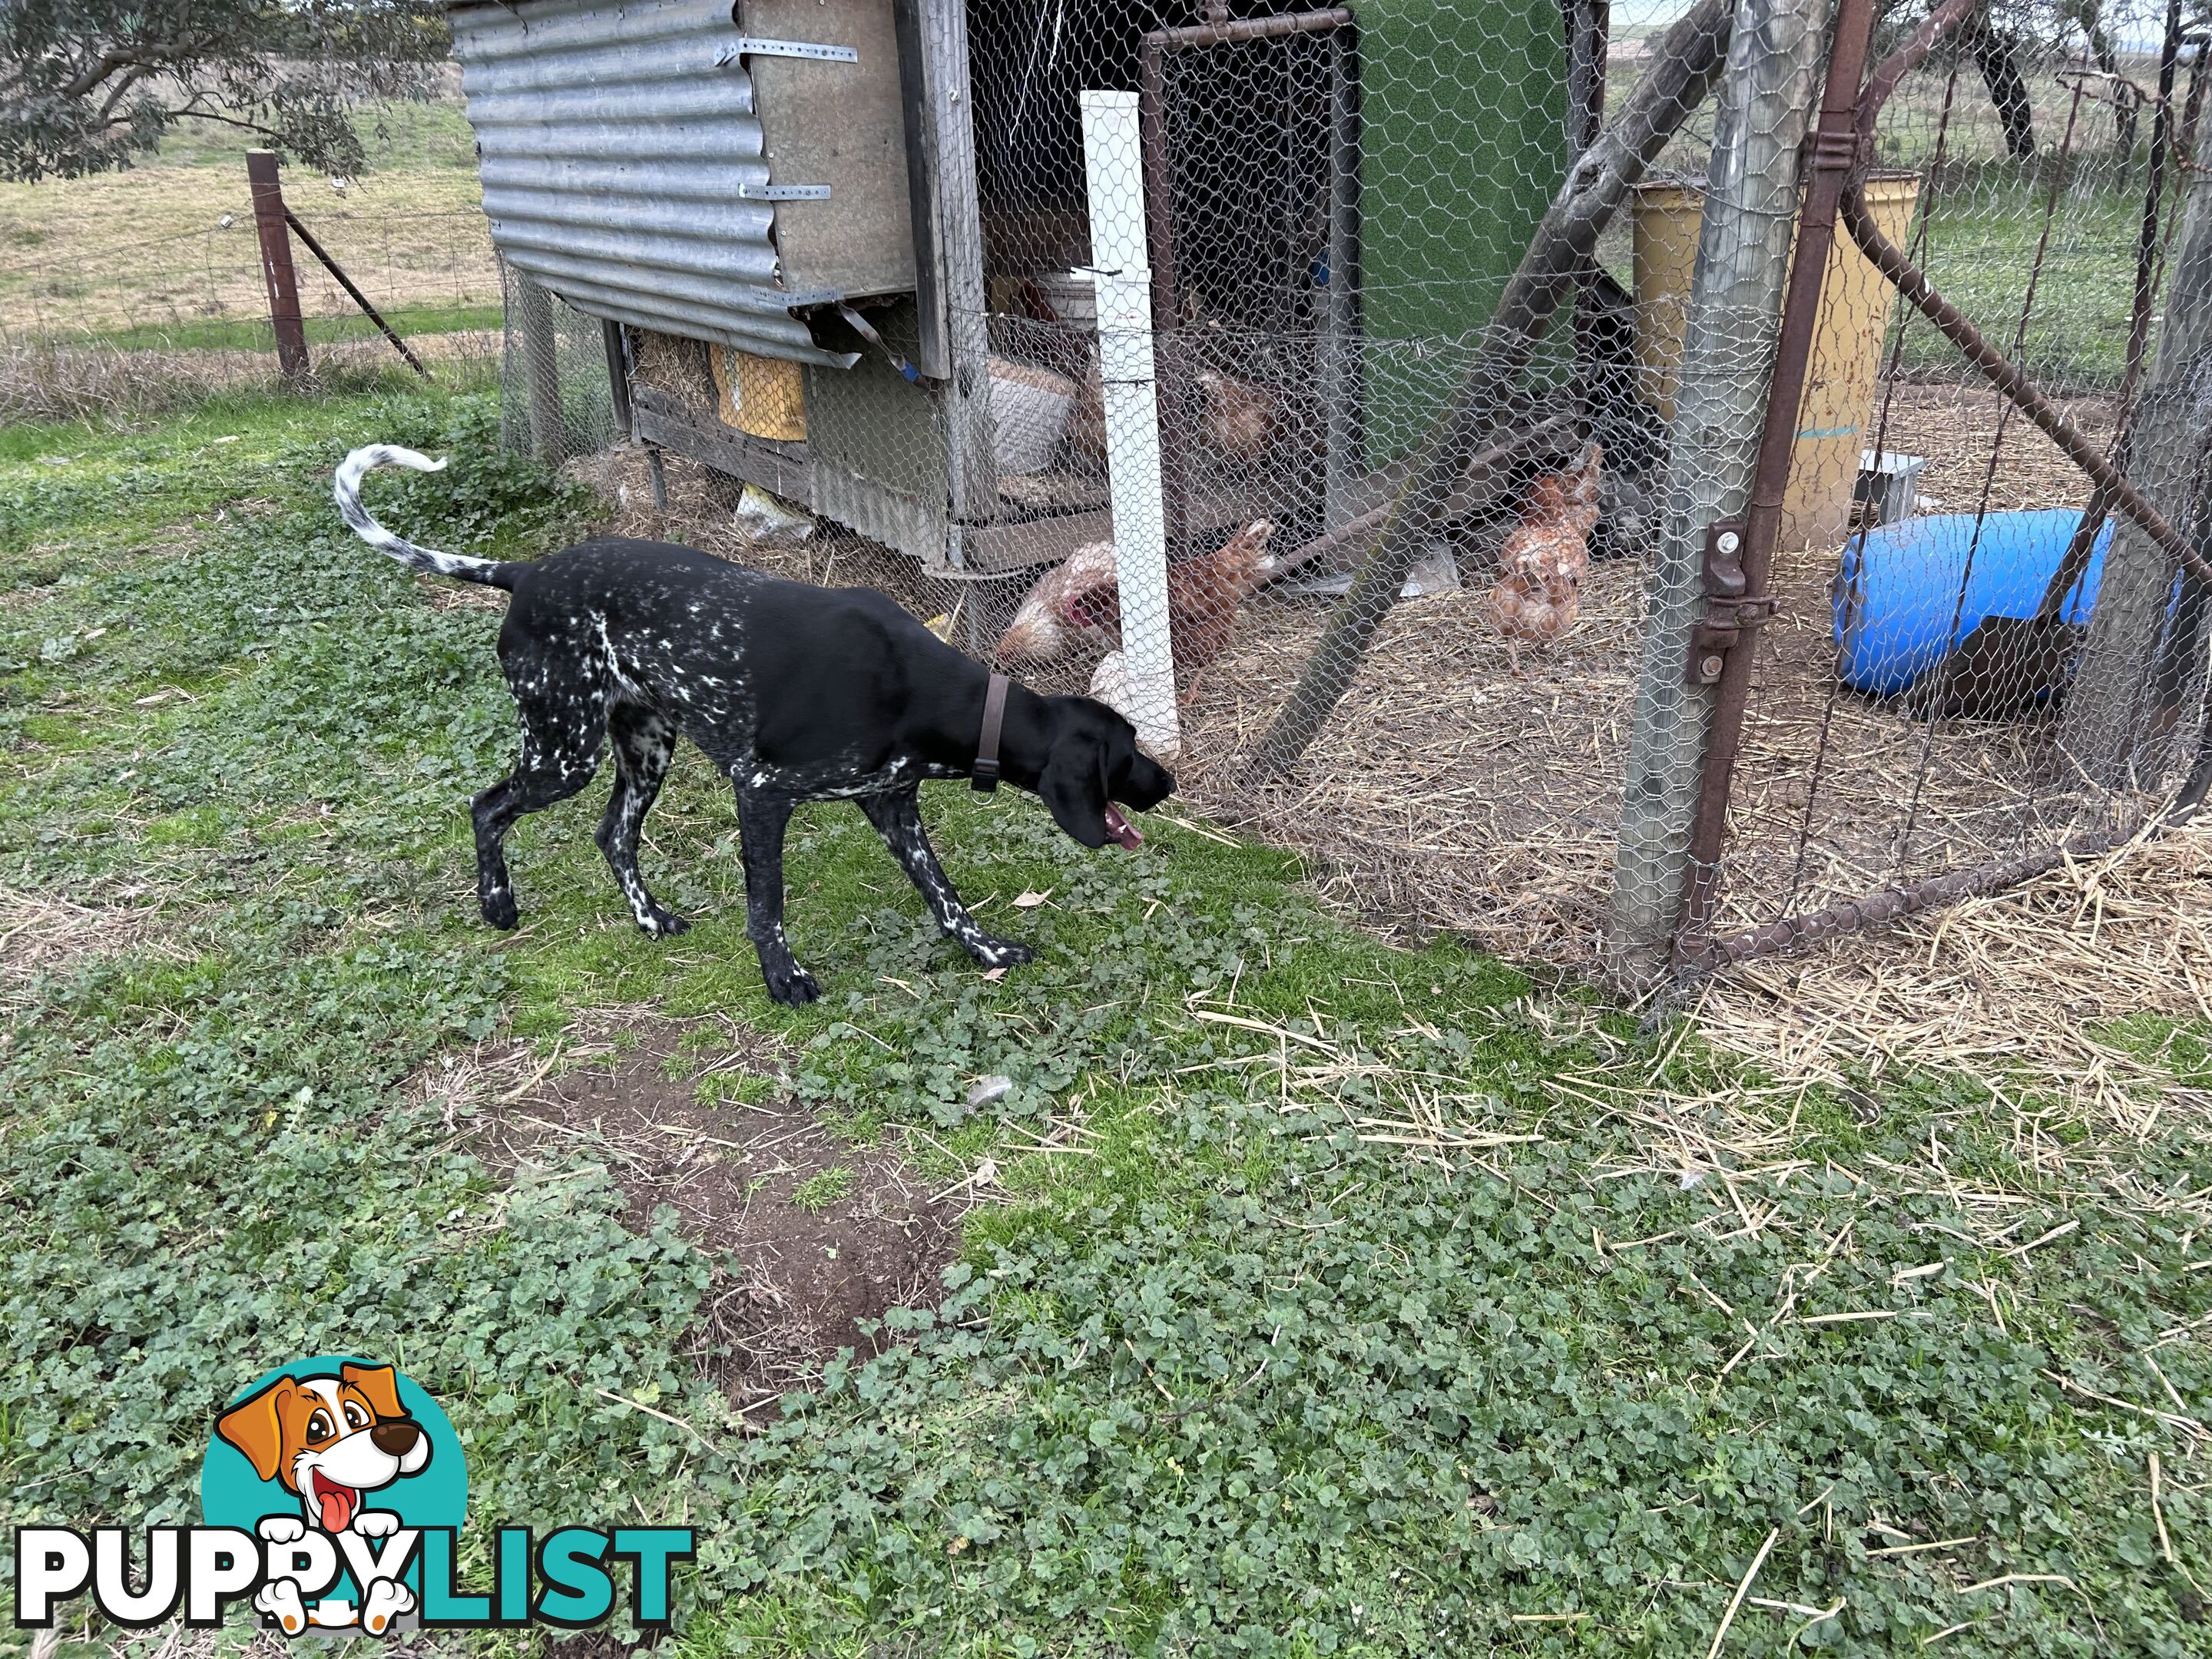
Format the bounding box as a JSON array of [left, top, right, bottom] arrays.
[[353, 1509, 400, 1539], [971, 937, 1035, 971], [639, 905, 691, 938], [763, 964, 821, 1006], [257, 1515, 306, 1545], [363, 1579, 416, 1634], [479, 888, 520, 930], [255, 1580, 308, 1636]]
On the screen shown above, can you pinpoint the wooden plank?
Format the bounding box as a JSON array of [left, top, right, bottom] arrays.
[[632, 390, 815, 507], [742, 0, 917, 300], [892, 0, 949, 380], [917, 0, 997, 529]]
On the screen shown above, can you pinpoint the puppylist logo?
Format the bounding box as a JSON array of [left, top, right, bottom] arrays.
[[15, 1356, 694, 1637]]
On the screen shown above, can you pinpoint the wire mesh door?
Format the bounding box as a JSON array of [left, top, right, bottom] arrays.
[[1689, 0, 2212, 968]]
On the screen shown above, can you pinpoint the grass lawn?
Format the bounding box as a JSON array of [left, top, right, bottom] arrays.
[[5, 384, 2212, 1657], [1899, 165, 2145, 389]]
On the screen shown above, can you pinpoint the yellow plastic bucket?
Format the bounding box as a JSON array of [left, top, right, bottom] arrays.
[[1631, 172, 1921, 551], [711, 345, 808, 442]]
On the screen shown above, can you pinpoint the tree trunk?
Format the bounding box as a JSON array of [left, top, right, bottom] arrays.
[[2058, 106, 2212, 790]]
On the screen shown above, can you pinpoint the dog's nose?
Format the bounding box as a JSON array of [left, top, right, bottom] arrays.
[[370, 1420, 422, 1457]]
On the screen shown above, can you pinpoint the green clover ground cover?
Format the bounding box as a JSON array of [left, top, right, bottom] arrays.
[[4, 385, 2212, 1657]]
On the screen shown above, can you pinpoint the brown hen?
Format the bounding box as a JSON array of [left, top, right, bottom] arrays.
[[996, 520, 1276, 697], [1487, 442, 1603, 672]]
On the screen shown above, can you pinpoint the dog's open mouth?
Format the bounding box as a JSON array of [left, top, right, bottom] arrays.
[[310, 1469, 360, 1532], [1103, 804, 1142, 849]]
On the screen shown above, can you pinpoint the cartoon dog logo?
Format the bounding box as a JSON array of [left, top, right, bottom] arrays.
[[215, 1362, 432, 1633]]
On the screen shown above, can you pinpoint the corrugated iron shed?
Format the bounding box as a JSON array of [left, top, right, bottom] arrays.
[[449, 0, 849, 364]]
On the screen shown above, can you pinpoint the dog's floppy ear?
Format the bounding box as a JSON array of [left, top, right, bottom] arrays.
[[340, 1363, 406, 1421], [1038, 730, 1109, 848], [216, 1378, 294, 1483]]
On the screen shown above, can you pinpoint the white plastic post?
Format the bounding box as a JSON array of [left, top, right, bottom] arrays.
[[1079, 88, 1181, 760]]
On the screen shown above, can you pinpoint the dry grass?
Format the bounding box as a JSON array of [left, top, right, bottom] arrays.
[[1177, 562, 1650, 970], [1868, 380, 2114, 515], [0, 886, 184, 1008], [0, 167, 495, 343], [41, 1619, 466, 1659], [591, 380, 2209, 1115], [0, 328, 500, 422], [1694, 817, 2212, 1121]]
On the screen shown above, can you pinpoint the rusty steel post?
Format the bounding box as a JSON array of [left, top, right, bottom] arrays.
[[246, 151, 310, 385], [1660, 0, 1887, 973], [282, 210, 429, 379]]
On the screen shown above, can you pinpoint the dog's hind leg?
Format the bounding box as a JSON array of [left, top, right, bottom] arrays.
[[596, 701, 687, 937], [472, 677, 607, 929], [859, 786, 1035, 972], [733, 787, 819, 1005]]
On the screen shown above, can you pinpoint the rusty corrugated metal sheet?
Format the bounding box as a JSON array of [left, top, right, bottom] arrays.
[[449, 0, 853, 366]]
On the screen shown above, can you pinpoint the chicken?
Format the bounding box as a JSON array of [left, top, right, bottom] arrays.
[[1194, 368, 1275, 460], [1486, 442, 1603, 672], [996, 519, 1277, 698], [1065, 358, 1278, 469]]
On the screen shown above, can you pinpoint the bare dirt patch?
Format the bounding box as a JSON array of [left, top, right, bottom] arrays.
[[455, 1018, 963, 1404]]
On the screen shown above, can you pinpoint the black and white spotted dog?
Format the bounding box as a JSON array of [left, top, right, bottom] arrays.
[[334, 445, 1174, 1005]]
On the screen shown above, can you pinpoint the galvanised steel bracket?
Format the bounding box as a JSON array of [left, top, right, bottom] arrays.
[[717, 37, 859, 65]]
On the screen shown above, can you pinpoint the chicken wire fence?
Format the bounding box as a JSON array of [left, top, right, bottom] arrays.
[[604, 0, 1728, 969], [497, 263, 622, 467], [1687, 0, 2212, 972], [552, 0, 2212, 982]]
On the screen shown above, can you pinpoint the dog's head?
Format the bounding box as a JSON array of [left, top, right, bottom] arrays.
[[215, 1363, 432, 1533], [1034, 696, 1176, 849]]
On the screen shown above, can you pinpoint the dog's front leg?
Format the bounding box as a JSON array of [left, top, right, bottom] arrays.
[[859, 787, 1035, 972], [733, 787, 819, 1005]]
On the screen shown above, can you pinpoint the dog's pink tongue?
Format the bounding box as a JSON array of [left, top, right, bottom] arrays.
[[1103, 805, 1142, 849], [317, 1483, 356, 1532]]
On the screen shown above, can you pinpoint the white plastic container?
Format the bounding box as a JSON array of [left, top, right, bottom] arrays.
[[988, 356, 1077, 476]]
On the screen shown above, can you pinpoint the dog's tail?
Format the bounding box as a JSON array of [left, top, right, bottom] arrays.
[[334, 445, 517, 588]]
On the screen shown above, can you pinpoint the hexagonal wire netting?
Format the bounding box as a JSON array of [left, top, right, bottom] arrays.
[[1692, 0, 2212, 973], [581, 0, 2212, 979], [950, 0, 1737, 970]]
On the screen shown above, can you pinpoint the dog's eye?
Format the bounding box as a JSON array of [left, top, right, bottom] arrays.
[[343, 1401, 370, 1430], [306, 1409, 335, 1442]]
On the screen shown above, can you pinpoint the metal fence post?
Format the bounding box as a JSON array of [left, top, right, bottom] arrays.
[[244, 151, 310, 385], [512, 271, 565, 463], [2059, 108, 2212, 789], [1601, 0, 1836, 985]]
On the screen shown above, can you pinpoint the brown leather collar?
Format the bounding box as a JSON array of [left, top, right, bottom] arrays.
[[972, 672, 1011, 793]]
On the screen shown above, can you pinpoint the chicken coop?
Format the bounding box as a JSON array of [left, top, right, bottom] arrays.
[[446, 0, 1601, 588], [453, 0, 2212, 985]]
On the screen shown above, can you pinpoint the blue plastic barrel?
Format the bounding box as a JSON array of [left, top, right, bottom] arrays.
[[1833, 509, 2114, 695]]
